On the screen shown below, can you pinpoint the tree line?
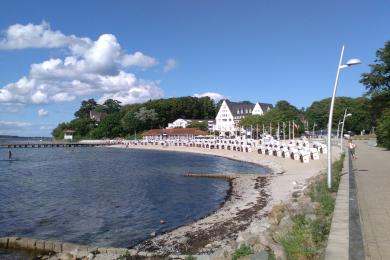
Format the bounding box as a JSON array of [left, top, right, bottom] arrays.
[[52, 40, 390, 148], [52, 96, 217, 140]]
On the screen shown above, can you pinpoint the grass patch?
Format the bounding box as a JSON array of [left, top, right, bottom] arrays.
[[352, 134, 376, 140], [184, 256, 197, 260], [232, 244, 252, 260], [280, 154, 345, 259]]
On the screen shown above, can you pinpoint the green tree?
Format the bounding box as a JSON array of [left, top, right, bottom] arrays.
[[74, 98, 97, 118], [135, 107, 159, 129], [376, 109, 390, 149], [240, 100, 303, 136], [305, 97, 372, 133], [121, 111, 143, 136], [102, 99, 122, 114], [188, 121, 208, 131], [90, 113, 122, 139], [360, 41, 390, 95], [51, 122, 68, 140]]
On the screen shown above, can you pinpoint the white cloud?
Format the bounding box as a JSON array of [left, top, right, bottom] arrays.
[[163, 58, 177, 72], [122, 51, 158, 68], [50, 92, 76, 102], [0, 21, 91, 50], [0, 22, 163, 105], [37, 108, 49, 117], [193, 92, 226, 102], [31, 90, 48, 104], [0, 120, 31, 127]]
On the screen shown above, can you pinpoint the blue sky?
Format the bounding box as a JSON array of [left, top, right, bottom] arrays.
[[0, 0, 389, 136]]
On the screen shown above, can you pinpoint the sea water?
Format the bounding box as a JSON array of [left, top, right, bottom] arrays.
[[0, 147, 267, 249]]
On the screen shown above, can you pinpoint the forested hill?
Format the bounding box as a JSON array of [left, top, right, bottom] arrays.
[[52, 96, 217, 140]]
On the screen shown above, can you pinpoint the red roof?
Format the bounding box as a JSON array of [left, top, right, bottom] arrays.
[[142, 128, 208, 136]]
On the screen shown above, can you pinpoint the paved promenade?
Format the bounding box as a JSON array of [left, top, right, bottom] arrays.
[[353, 140, 390, 259]]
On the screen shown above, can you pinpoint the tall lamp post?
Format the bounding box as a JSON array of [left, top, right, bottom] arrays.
[[336, 120, 343, 141], [340, 109, 352, 153], [327, 45, 361, 189]]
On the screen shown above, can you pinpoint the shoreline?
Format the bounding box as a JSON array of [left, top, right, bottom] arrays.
[[110, 144, 329, 255], [1, 144, 331, 259]]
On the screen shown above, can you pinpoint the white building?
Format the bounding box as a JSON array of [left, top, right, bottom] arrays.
[[63, 130, 75, 141], [213, 100, 273, 136], [167, 118, 214, 131], [167, 118, 190, 129]]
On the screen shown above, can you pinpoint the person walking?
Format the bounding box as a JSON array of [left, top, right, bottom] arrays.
[[349, 139, 357, 159]]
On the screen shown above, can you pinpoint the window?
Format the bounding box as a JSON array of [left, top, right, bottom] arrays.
[[237, 109, 240, 114], [245, 109, 248, 113]]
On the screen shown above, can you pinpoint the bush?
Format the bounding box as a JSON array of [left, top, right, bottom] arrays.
[[281, 215, 318, 259], [232, 244, 252, 260], [376, 109, 390, 149], [281, 155, 345, 259]]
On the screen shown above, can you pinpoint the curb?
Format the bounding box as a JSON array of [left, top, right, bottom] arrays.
[[325, 153, 349, 260]]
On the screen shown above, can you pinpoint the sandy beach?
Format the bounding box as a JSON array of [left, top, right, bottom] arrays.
[[111, 143, 336, 255]]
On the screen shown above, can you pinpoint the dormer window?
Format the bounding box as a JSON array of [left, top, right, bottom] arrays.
[[245, 109, 248, 113], [237, 109, 240, 114], [241, 109, 244, 114]]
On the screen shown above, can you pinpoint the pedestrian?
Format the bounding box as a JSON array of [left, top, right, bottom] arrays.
[[8, 150, 12, 160], [349, 139, 357, 159]]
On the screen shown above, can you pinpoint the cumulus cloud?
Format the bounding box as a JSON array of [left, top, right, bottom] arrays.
[[37, 108, 49, 117], [121, 51, 158, 68], [0, 21, 91, 50], [163, 58, 177, 72], [0, 22, 164, 105], [193, 92, 226, 102]]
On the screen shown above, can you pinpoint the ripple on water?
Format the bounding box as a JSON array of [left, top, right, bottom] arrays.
[[0, 147, 267, 247]]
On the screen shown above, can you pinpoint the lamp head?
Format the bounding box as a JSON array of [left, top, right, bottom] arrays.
[[346, 58, 362, 66], [346, 113, 352, 117]]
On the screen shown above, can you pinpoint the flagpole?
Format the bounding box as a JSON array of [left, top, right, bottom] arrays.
[[288, 121, 291, 140], [277, 121, 280, 140], [293, 120, 295, 140]]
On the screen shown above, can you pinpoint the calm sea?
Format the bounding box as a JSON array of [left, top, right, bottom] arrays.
[[0, 146, 267, 254]]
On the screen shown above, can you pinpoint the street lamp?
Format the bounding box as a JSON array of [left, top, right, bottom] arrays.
[[340, 109, 352, 153], [336, 120, 343, 141], [327, 45, 361, 189]]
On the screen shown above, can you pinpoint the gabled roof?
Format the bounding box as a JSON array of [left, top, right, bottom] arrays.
[[142, 128, 208, 136], [223, 100, 273, 117], [225, 100, 255, 117], [258, 102, 274, 112]]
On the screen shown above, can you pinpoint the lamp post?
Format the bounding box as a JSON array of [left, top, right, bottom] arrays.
[[327, 45, 361, 189], [312, 123, 317, 138], [336, 120, 343, 141], [340, 109, 352, 153]]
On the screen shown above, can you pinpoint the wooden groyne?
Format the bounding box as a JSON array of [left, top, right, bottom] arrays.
[[184, 172, 260, 179], [0, 142, 110, 149]]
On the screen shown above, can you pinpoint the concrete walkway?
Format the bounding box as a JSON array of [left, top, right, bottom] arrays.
[[353, 140, 390, 259], [325, 151, 349, 259]]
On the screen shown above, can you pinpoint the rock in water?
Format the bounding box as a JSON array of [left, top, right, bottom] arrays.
[[160, 220, 165, 224], [150, 232, 156, 237]]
